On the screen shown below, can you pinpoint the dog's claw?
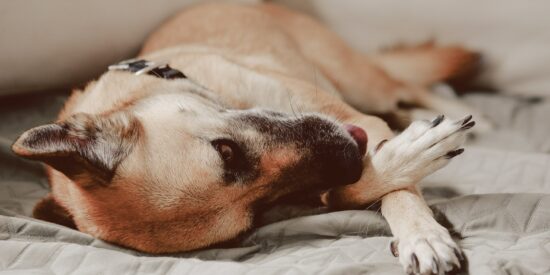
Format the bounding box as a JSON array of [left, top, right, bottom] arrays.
[[460, 114, 473, 126], [460, 121, 475, 130], [375, 139, 389, 153], [411, 254, 420, 274], [431, 258, 439, 274], [454, 248, 465, 261], [445, 148, 464, 159], [390, 240, 399, 257], [431, 115, 445, 128]]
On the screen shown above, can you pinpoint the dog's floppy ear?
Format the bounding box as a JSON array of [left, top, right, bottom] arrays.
[[12, 112, 141, 185]]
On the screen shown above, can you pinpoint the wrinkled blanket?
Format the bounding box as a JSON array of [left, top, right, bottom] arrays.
[[1, 91, 549, 275]]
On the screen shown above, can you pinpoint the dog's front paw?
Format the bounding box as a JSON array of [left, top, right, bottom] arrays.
[[371, 115, 474, 187], [391, 227, 464, 275]]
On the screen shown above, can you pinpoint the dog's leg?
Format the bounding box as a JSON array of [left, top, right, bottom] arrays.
[[323, 115, 471, 274], [371, 43, 479, 87], [326, 114, 472, 207], [264, 4, 491, 132], [266, 4, 479, 113], [382, 188, 463, 274]]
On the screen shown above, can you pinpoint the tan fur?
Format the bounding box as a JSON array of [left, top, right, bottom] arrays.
[[13, 3, 474, 271], [373, 42, 480, 86]]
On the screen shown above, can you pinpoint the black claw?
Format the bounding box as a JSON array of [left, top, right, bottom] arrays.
[[454, 248, 465, 261], [460, 121, 476, 130], [411, 254, 420, 274], [446, 148, 465, 159], [431, 258, 439, 274], [375, 139, 389, 153], [431, 115, 445, 128], [461, 115, 473, 126], [390, 240, 399, 257]]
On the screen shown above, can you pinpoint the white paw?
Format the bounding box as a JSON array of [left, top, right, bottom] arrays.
[[391, 226, 464, 275], [371, 115, 474, 187]]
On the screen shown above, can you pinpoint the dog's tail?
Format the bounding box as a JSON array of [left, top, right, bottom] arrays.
[[373, 42, 480, 87]]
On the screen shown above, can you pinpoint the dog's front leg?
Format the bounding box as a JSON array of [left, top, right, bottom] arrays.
[[324, 115, 473, 274], [325, 114, 473, 208], [382, 187, 463, 274]]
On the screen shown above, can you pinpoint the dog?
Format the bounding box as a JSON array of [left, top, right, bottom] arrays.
[[12, 3, 477, 274]]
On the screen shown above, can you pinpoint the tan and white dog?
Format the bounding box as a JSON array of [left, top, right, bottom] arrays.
[[12, 3, 478, 274]]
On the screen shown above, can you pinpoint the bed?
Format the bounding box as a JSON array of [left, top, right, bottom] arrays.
[[1, 90, 549, 274]]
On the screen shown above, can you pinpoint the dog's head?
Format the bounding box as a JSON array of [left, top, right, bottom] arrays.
[[12, 73, 367, 253]]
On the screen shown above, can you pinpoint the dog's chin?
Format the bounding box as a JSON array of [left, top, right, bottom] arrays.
[[268, 176, 356, 209]]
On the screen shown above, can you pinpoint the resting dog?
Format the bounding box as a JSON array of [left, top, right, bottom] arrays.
[[12, 3, 477, 274]]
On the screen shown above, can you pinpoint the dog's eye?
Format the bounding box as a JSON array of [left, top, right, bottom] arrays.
[[216, 142, 234, 162], [212, 139, 252, 183], [212, 139, 240, 164]]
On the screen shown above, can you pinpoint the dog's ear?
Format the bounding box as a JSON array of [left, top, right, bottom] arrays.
[[12, 112, 141, 185], [33, 194, 76, 228]]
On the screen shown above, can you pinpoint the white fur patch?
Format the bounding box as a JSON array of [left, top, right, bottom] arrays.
[[395, 220, 462, 274], [369, 115, 470, 188]]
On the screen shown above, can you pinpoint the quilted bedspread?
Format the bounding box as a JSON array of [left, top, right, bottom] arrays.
[[1, 91, 549, 275]]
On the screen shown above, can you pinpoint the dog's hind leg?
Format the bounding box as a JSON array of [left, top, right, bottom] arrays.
[[262, 3, 404, 113], [264, 4, 491, 130], [372, 43, 479, 87]]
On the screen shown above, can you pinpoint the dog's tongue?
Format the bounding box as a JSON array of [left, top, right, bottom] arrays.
[[344, 124, 368, 156]]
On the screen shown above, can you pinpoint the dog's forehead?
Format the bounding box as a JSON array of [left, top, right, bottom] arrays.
[[120, 101, 225, 209], [133, 93, 224, 130], [136, 91, 219, 113]]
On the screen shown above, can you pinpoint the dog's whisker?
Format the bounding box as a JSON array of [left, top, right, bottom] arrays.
[[359, 197, 383, 237], [286, 91, 299, 120]]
